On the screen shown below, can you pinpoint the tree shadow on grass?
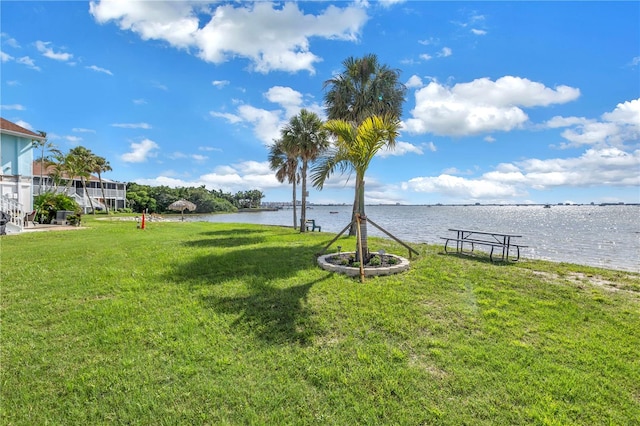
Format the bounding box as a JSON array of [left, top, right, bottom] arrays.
[[167, 243, 324, 285], [185, 235, 267, 248], [198, 228, 268, 237], [166, 227, 330, 344], [201, 274, 331, 345]]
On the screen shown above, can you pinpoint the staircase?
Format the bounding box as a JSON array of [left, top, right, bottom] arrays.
[[0, 195, 25, 233]]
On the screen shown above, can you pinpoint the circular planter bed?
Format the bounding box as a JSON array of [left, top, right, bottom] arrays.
[[317, 252, 410, 277]]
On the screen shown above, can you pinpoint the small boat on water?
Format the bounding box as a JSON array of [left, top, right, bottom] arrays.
[[330, 211, 339, 214], [543, 204, 551, 208]]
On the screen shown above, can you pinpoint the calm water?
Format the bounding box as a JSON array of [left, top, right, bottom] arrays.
[[191, 205, 640, 273]]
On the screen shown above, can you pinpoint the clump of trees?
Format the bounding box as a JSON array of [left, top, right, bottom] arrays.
[[268, 53, 406, 261], [35, 142, 113, 214], [33, 192, 80, 224], [35, 140, 265, 216], [125, 184, 264, 214]]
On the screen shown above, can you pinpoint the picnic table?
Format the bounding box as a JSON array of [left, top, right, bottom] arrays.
[[301, 219, 321, 232], [441, 229, 526, 262]]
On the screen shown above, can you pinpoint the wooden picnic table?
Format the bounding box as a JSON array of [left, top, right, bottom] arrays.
[[441, 228, 526, 262]]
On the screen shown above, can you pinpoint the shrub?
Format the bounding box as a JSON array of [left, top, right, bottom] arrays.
[[34, 192, 81, 224], [369, 256, 382, 266]]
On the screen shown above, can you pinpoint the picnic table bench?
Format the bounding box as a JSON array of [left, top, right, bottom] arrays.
[[441, 229, 526, 262], [302, 219, 321, 232]]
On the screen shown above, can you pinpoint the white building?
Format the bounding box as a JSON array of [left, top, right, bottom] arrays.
[[0, 117, 44, 230], [32, 161, 127, 213]]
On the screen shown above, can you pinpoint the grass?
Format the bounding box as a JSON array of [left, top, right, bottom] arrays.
[[1, 216, 639, 425]]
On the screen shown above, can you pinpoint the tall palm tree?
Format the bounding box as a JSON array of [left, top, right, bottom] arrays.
[[268, 138, 299, 228], [44, 148, 73, 194], [32, 131, 53, 195], [67, 146, 96, 214], [313, 114, 400, 259], [323, 54, 406, 235], [280, 109, 329, 232], [93, 155, 112, 214]]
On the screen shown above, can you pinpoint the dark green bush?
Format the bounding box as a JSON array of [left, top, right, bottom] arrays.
[[34, 192, 81, 224]]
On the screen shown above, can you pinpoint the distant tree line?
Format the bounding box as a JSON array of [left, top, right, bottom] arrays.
[[125, 183, 264, 214]]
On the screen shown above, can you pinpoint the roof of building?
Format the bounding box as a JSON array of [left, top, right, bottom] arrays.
[[0, 117, 45, 140]]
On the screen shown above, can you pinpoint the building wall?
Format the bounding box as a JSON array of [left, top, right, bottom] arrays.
[[0, 133, 34, 212]]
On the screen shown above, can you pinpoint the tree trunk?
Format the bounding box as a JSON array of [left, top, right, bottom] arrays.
[[299, 160, 308, 232], [98, 172, 109, 214], [291, 177, 297, 228], [355, 179, 369, 261], [82, 177, 95, 214], [348, 179, 361, 236]]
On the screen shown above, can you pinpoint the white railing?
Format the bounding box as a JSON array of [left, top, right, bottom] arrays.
[[0, 194, 24, 230], [33, 185, 126, 201]]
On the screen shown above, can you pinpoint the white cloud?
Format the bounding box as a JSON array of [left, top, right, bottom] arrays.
[[378, 141, 424, 158], [191, 154, 208, 162], [419, 53, 432, 61], [198, 146, 222, 152], [549, 98, 640, 148], [72, 128, 96, 133], [1, 33, 20, 48], [210, 111, 244, 124], [418, 37, 438, 46], [236, 104, 283, 145], [35, 41, 73, 61], [15, 120, 34, 131], [471, 29, 487, 35], [133, 98, 147, 105], [112, 122, 152, 129], [121, 138, 159, 163], [16, 56, 40, 71], [65, 135, 83, 144], [86, 65, 113, 75], [378, 0, 406, 8], [1, 51, 13, 62], [402, 145, 640, 201], [438, 47, 452, 57], [210, 85, 323, 144], [90, 1, 368, 74], [406, 75, 423, 89], [212, 80, 230, 88], [405, 76, 580, 136], [1, 104, 25, 110], [139, 160, 281, 194], [545, 115, 589, 128], [265, 86, 304, 117], [153, 81, 168, 91], [403, 174, 521, 200]]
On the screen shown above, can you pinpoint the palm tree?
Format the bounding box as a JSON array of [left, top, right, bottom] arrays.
[[268, 138, 300, 228], [67, 146, 96, 214], [323, 54, 406, 235], [313, 114, 400, 259], [280, 109, 329, 232], [45, 148, 69, 192], [32, 131, 53, 195], [92, 155, 112, 214]]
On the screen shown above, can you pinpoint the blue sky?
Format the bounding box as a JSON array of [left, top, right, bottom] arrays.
[[1, 1, 639, 205]]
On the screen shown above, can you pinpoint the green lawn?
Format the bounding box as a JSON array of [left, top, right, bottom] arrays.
[[1, 217, 639, 425]]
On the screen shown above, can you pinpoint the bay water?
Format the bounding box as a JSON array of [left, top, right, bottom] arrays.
[[192, 204, 640, 273]]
